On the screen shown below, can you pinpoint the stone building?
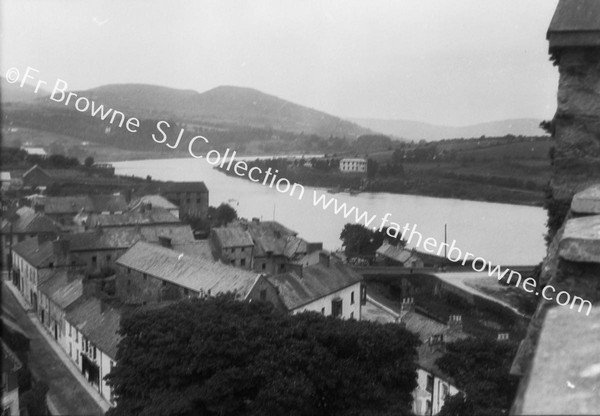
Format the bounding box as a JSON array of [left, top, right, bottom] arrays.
[[160, 182, 209, 219], [114, 241, 281, 306], [510, 1, 600, 414], [210, 226, 254, 269]]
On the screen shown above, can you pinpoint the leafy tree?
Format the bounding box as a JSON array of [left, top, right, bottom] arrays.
[[340, 223, 406, 257], [438, 393, 473, 416], [367, 158, 379, 179], [84, 156, 95, 167], [106, 295, 419, 416], [340, 223, 375, 256], [436, 338, 519, 416], [214, 203, 237, 226]]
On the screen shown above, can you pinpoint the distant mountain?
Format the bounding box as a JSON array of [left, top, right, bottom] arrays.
[[65, 84, 373, 138], [350, 117, 546, 141], [1, 77, 50, 103]]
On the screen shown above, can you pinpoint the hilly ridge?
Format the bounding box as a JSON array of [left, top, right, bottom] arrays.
[[350, 117, 545, 141], [65, 83, 373, 138]]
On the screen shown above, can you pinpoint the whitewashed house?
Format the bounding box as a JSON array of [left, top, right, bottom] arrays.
[[339, 158, 367, 173], [267, 251, 365, 320]]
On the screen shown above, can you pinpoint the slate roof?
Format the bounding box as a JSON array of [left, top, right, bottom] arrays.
[[547, 0, 600, 50], [160, 181, 208, 194], [376, 242, 420, 264], [23, 165, 81, 180], [0, 206, 58, 235], [38, 269, 85, 309], [90, 194, 128, 213], [417, 343, 456, 384], [172, 240, 216, 261], [38, 196, 95, 214], [66, 297, 122, 359], [401, 310, 449, 342], [86, 208, 179, 228], [116, 241, 261, 299], [35, 194, 128, 215], [244, 221, 306, 259], [129, 195, 178, 211], [64, 224, 195, 251], [267, 252, 362, 311], [212, 227, 254, 248], [12, 238, 54, 267]]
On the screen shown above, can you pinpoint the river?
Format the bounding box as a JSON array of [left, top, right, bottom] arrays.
[[113, 157, 547, 266]]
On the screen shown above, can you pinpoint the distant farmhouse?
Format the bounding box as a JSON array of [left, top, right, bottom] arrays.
[[20, 146, 47, 157], [339, 158, 367, 173]]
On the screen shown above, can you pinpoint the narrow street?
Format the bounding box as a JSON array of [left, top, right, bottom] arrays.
[[2, 281, 105, 416]]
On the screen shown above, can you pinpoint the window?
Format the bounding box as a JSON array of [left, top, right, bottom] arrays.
[[69, 343, 72, 356], [426, 375, 434, 392], [106, 254, 111, 261], [350, 291, 355, 305], [231, 260, 235, 265], [260, 290, 266, 301], [241, 247, 245, 253], [262, 263, 266, 270], [162, 280, 167, 287], [92, 256, 97, 263], [93, 346, 97, 360], [196, 198, 201, 204], [186, 198, 191, 204], [184, 288, 189, 296], [321, 308, 325, 315], [75, 331, 78, 342], [350, 312, 354, 319], [240, 259, 246, 267], [69, 323, 72, 337], [360, 284, 367, 305], [331, 298, 343, 317], [143, 273, 147, 280], [127, 268, 131, 274], [280, 264, 285, 271], [49, 262, 54, 269], [442, 384, 449, 399]]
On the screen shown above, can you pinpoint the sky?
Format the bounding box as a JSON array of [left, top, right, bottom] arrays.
[[1, 0, 560, 126]]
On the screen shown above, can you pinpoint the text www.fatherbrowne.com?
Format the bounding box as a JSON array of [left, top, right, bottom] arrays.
[[6, 65, 592, 317], [311, 192, 592, 316]]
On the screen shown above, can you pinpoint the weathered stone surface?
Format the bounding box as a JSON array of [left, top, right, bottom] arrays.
[[558, 215, 600, 263], [571, 184, 600, 214], [517, 306, 600, 415]]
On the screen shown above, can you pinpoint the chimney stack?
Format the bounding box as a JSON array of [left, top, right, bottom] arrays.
[[306, 242, 323, 254], [289, 263, 303, 278], [52, 237, 71, 265], [446, 315, 463, 340], [158, 236, 172, 248], [497, 332, 509, 342], [400, 297, 415, 313], [318, 252, 330, 267], [37, 233, 51, 245]]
